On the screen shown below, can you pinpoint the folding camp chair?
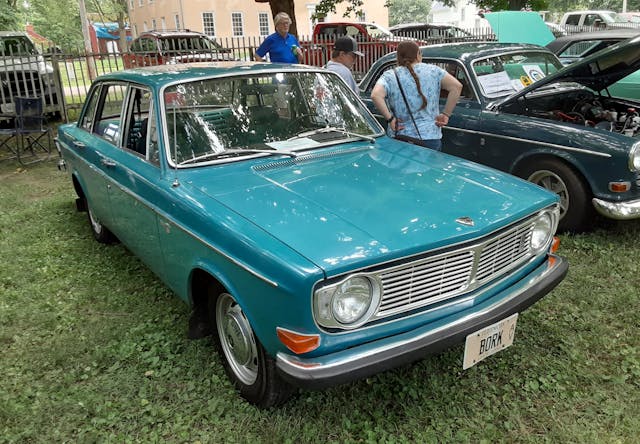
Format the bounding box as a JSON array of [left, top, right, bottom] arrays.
[[0, 96, 52, 165]]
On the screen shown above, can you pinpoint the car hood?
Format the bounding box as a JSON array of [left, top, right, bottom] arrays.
[[185, 141, 556, 275], [484, 11, 555, 46], [497, 35, 640, 108]]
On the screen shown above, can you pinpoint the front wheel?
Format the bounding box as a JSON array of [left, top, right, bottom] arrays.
[[86, 199, 116, 243], [211, 291, 294, 408], [520, 158, 593, 232]]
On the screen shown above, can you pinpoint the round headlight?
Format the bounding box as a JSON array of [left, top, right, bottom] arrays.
[[332, 276, 373, 325], [629, 142, 640, 172], [530, 211, 554, 253]]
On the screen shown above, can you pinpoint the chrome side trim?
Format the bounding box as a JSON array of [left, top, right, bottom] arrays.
[[62, 150, 279, 287], [445, 126, 611, 158]]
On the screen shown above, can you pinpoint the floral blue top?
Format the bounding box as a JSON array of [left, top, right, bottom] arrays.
[[376, 64, 446, 140]]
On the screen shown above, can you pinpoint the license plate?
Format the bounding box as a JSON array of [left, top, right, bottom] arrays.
[[463, 313, 518, 370]]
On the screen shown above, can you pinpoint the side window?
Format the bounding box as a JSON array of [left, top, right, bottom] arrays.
[[584, 14, 598, 26], [93, 84, 127, 145], [130, 39, 143, 52], [123, 86, 153, 159], [80, 85, 102, 131], [565, 15, 580, 26], [435, 61, 476, 101], [346, 25, 362, 39]]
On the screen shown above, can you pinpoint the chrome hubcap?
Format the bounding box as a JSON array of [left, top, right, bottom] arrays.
[[88, 207, 103, 234], [216, 293, 258, 385], [528, 169, 568, 218]]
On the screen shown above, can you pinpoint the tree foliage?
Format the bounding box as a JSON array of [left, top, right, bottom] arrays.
[[0, 0, 22, 30], [388, 0, 432, 26], [28, 0, 82, 48]]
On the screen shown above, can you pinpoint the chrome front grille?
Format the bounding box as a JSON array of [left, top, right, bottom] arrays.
[[372, 218, 537, 320]]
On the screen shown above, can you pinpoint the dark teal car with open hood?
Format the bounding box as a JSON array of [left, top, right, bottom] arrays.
[[360, 37, 640, 232], [56, 62, 567, 407]]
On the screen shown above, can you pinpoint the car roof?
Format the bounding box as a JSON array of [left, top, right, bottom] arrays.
[[389, 23, 460, 31], [137, 30, 209, 38], [546, 28, 640, 52], [0, 31, 29, 37], [95, 62, 322, 87]]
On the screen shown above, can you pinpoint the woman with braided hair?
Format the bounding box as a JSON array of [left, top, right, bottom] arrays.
[[371, 41, 462, 150]]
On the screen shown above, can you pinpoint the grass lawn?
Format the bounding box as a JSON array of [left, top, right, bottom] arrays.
[[0, 159, 638, 443]]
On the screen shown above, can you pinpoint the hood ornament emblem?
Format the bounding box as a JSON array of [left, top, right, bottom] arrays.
[[456, 216, 475, 227]]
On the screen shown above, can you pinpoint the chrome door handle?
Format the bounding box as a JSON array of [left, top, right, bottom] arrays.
[[100, 158, 116, 167], [72, 141, 86, 148]]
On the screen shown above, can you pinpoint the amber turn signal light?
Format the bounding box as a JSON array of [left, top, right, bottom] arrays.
[[276, 327, 320, 354], [550, 236, 560, 253]]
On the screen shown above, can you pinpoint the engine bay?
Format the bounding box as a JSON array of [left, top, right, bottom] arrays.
[[504, 89, 640, 138]]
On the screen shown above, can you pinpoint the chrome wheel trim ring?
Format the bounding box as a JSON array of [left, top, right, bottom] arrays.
[[528, 169, 569, 219], [216, 293, 258, 385]]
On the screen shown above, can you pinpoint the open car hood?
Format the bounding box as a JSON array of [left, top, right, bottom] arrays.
[[496, 35, 640, 108]]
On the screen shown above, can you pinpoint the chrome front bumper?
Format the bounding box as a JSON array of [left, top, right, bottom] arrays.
[[592, 197, 640, 220], [276, 254, 568, 389]]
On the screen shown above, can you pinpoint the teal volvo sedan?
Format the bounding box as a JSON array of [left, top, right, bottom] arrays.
[[360, 38, 640, 232], [56, 62, 567, 407]]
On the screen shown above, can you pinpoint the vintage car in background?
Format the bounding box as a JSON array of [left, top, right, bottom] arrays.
[[56, 62, 567, 407], [545, 29, 640, 99], [546, 28, 640, 65], [122, 30, 234, 69], [360, 39, 640, 232]]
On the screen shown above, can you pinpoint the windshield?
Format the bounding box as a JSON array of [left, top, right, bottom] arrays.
[[365, 23, 392, 38], [602, 12, 628, 24], [0, 36, 37, 56], [164, 71, 381, 166], [472, 51, 563, 98]]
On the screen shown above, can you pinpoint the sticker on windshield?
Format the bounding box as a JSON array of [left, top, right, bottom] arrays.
[[522, 64, 546, 83]]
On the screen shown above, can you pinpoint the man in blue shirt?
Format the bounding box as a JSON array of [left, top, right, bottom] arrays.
[[255, 12, 304, 64]]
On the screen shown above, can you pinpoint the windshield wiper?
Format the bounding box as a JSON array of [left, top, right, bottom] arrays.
[[287, 126, 376, 143], [178, 148, 297, 165]]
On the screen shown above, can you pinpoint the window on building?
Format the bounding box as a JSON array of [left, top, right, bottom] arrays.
[[357, 12, 366, 22], [151, 19, 157, 30], [203, 12, 216, 36], [231, 12, 244, 37], [138, 0, 143, 6], [461, 8, 466, 21], [258, 12, 270, 36], [129, 0, 134, 10], [161, 17, 166, 30], [133, 24, 138, 37], [175, 14, 181, 30], [143, 21, 148, 31]]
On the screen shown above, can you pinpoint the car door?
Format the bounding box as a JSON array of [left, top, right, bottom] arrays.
[[65, 83, 114, 229], [99, 84, 166, 277]]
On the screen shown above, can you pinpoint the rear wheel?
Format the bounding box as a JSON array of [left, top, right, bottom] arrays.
[[520, 158, 593, 232], [210, 291, 294, 408]]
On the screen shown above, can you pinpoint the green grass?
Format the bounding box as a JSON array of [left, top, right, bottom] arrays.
[[0, 159, 638, 443]]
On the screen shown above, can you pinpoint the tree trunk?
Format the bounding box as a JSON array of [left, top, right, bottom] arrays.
[[117, 11, 129, 52], [259, 0, 298, 37]]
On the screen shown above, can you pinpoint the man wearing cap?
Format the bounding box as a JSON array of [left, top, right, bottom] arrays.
[[325, 36, 363, 94], [255, 12, 304, 64]]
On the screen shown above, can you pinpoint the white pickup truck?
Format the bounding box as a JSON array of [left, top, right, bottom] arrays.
[[559, 10, 637, 31], [0, 31, 60, 119]]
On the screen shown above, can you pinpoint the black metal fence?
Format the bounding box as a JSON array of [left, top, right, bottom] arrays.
[[0, 24, 619, 124]]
